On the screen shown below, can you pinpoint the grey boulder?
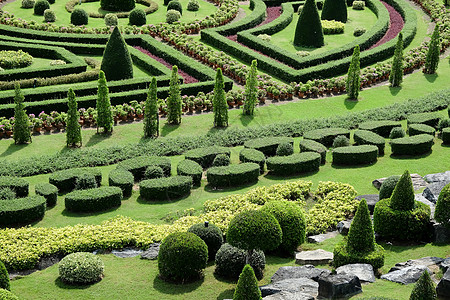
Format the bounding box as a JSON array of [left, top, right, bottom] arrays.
[[140, 243, 160, 260], [307, 231, 338, 243], [381, 265, 431, 285], [295, 249, 333, 266], [271, 265, 331, 283], [437, 268, 450, 298], [263, 291, 314, 300], [424, 171, 450, 183], [337, 220, 352, 235], [318, 274, 362, 298], [441, 258, 450, 273], [422, 180, 450, 203], [260, 278, 318, 298], [355, 194, 379, 214], [432, 221, 450, 244], [336, 263, 376, 283], [112, 247, 143, 258]]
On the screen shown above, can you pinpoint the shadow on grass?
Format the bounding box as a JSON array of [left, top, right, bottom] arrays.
[[0, 142, 28, 158], [203, 180, 259, 194], [217, 289, 235, 300], [152, 274, 204, 294], [331, 162, 377, 170], [136, 194, 189, 205], [440, 143, 450, 148], [160, 123, 180, 137], [239, 114, 254, 127], [389, 151, 432, 160], [54, 277, 100, 290], [61, 205, 120, 218], [263, 170, 319, 181], [85, 132, 112, 148], [344, 99, 358, 110], [388, 86, 402, 96], [424, 73, 438, 83]]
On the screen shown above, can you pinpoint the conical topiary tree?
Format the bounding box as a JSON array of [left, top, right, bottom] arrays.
[[347, 199, 375, 253], [13, 84, 31, 145], [66, 88, 82, 147], [96, 71, 114, 133], [143, 77, 159, 138], [243, 60, 258, 116], [346, 45, 360, 100], [435, 182, 450, 228], [423, 25, 440, 74], [167, 66, 182, 125], [390, 170, 415, 211], [0, 260, 10, 291], [294, 0, 324, 47], [213, 68, 228, 127], [101, 26, 133, 81], [321, 0, 348, 22], [233, 264, 262, 300], [389, 32, 404, 87], [409, 270, 436, 300]]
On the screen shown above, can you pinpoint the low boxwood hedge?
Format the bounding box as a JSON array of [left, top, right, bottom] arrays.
[[302, 128, 350, 147], [333, 240, 385, 269], [0, 177, 29, 198], [116, 156, 171, 181], [332, 145, 379, 165], [266, 152, 321, 175], [0, 195, 46, 226], [108, 169, 134, 197], [407, 112, 441, 128], [65, 186, 123, 213], [177, 159, 203, 187], [243, 137, 294, 156], [34, 183, 58, 207], [358, 120, 401, 137], [239, 148, 266, 174], [408, 123, 436, 137], [390, 134, 434, 155], [206, 163, 260, 188], [299, 139, 327, 164], [49, 168, 102, 193], [442, 127, 450, 145], [184, 146, 231, 169], [353, 130, 386, 155], [140, 176, 192, 200]]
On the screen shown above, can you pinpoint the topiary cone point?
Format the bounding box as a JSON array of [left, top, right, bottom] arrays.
[[390, 170, 415, 211], [101, 26, 133, 81], [347, 198, 375, 253]]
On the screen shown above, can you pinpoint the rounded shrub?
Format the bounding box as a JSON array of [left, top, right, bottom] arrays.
[[44, 9, 56, 22], [188, 222, 223, 261], [435, 182, 450, 228], [140, 176, 192, 201], [117, 156, 171, 181], [408, 124, 436, 137], [35, 183, 58, 207], [75, 174, 98, 190], [276, 142, 294, 156], [144, 165, 164, 180], [184, 146, 231, 169], [410, 270, 436, 300], [104, 13, 118, 27], [167, 0, 182, 14], [71, 8, 88, 25], [239, 148, 265, 174], [442, 127, 450, 145], [333, 240, 385, 269], [332, 135, 350, 148], [389, 127, 406, 139], [266, 152, 321, 175], [299, 139, 327, 164], [332, 145, 378, 165], [0, 177, 29, 198], [177, 159, 203, 187], [212, 154, 230, 167], [379, 175, 401, 200], [390, 134, 434, 155], [244, 137, 294, 157], [352, 0, 365, 9], [187, 0, 199, 11], [47, 0, 54, 4], [166, 9, 181, 23], [65, 186, 122, 213], [0, 188, 15, 201], [359, 120, 402, 138], [21, 0, 35, 8], [303, 128, 350, 147], [0, 196, 46, 226], [214, 243, 265, 281], [206, 163, 260, 188], [100, 0, 135, 12], [129, 8, 146, 26], [158, 232, 208, 282], [49, 168, 102, 193], [353, 27, 366, 37], [59, 252, 104, 284], [353, 130, 385, 155], [34, 0, 50, 15], [0, 260, 10, 291], [108, 169, 134, 197]]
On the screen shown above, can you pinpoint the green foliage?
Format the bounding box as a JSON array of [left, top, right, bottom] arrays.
[[144, 165, 164, 179], [410, 270, 436, 300], [332, 135, 350, 148], [346, 45, 361, 100], [143, 78, 159, 138], [187, 0, 199, 11], [352, 1, 365, 9], [166, 9, 181, 23], [437, 118, 450, 131], [34, 0, 50, 15], [100, 0, 135, 12], [442, 127, 450, 145], [321, 0, 348, 22], [177, 160, 203, 187], [0, 50, 33, 70], [276, 142, 294, 156], [65, 186, 123, 213], [390, 170, 415, 211], [266, 152, 321, 175], [359, 120, 402, 138], [0, 188, 15, 201], [0, 261, 10, 291], [104, 13, 118, 27], [303, 128, 350, 147], [333, 239, 385, 269], [213, 68, 228, 127], [347, 199, 375, 252], [244, 137, 294, 157], [96, 71, 114, 133], [108, 169, 134, 197], [43, 9, 56, 22], [129, 8, 146, 26], [0, 176, 29, 198], [184, 146, 231, 169], [0, 289, 17, 300], [239, 148, 265, 174], [167, 66, 182, 125], [158, 232, 208, 282], [408, 124, 436, 136], [299, 139, 327, 164], [101, 27, 133, 81], [66, 89, 82, 147], [75, 174, 98, 190], [71, 8, 89, 25], [423, 25, 440, 74], [59, 252, 104, 284], [13, 84, 31, 145], [212, 154, 231, 167], [243, 60, 258, 116], [353, 27, 366, 36], [116, 156, 171, 181], [49, 168, 102, 193], [188, 222, 223, 261], [407, 112, 441, 128], [233, 264, 262, 300], [21, 0, 35, 8], [207, 163, 260, 187], [35, 183, 58, 207], [294, 0, 324, 47], [389, 33, 404, 87], [167, 0, 182, 14], [332, 145, 378, 165], [379, 175, 401, 200], [0, 195, 46, 226], [139, 176, 192, 201], [389, 127, 406, 139], [353, 130, 385, 154], [321, 20, 345, 34], [435, 183, 450, 228], [390, 134, 434, 155]]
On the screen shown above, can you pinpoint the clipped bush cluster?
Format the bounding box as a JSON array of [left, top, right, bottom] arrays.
[[59, 252, 104, 284], [101, 26, 133, 81], [116, 156, 171, 181], [332, 145, 378, 165], [144, 166, 164, 180], [207, 163, 260, 188], [408, 123, 436, 137], [212, 154, 231, 167], [166, 9, 181, 23], [188, 222, 223, 261], [21, 0, 35, 8], [332, 135, 350, 148], [75, 174, 98, 190], [437, 118, 450, 131], [49, 168, 102, 193], [276, 142, 294, 156], [108, 169, 134, 197], [35, 183, 58, 207], [0, 176, 29, 197], [167, 0, 182, 14], [442, 127, 450, 145], [299, 139, 327, 164], [435, 182, 450, 228], [266, 152, 321, 175], [244, 137, 294, 157], [140, 176, 192, 201], [71, 8, 89, 26], [389, 127, 406, 139], [100, 0, 135, 12], [177, 160, 203, 187], [390, 134, 434, 155], [407, 112, 441, 128], [104, 13, 119, 27], [0, 289, 18, 300], [0, 50, 33, 70], [0, 195, 46, 226], [239, 148, 265, 174], [184, 146, 231, 169], [359, 120, 402, 138], [303, 128, 350, 147], [34, 0, 50, 15], [321, 20, 345, 34], [352, 0, 365, 9], [187, 0, 199, 11], [0, 188, 15, 201], [129, 8, 146, 26], [321, 0, 347, 22], [353, 27, 366, 37], [353, 130, 385, 154], [65, 187, 123, 213], [44, 9, 56, 22]]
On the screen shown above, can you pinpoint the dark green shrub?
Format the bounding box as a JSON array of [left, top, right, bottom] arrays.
[[44, 9, 56, 22], [187, 0, 199, 11], [332, 135, 350, 148], [167, 0, 182, 15], [35, 183, 58, 207], [0, 289, 18, 300], [13, 84, 31, 146], [144, 166, 164, 180], [233, 264, 262, 300], [321, 0, 347, 22], [390, 134, 434, 155], [101, 27, 133, 81], [188, 222, 223, 261], [212, 154, 231, 167], [303, 128, 350, 147], [166, 9, 181, 23], [184, 146, 231, 169], [0, 188, 15, 201], [294, 0, 324, 47], [0, 260, 9, 291], [75, 174, 98, 190], [409, 270, 436, 300], [59, 252, 104, 284], [244, 137, 294, 157], [206, 163, 260, 188], [117, 156, 171, 181], [379, 175, 401, 200], [408, 124, 436, 137], [100, 0, 135, 12], [0, 177, 29, 198], [353, 130, 385, 155], [346, 45, 360, 100], [108, 169, 134, 197], [71, 8, 88, 26], [390, 170, 415, 211], [239, 148, 265, 174], [442, 127, 450, 145], [22, 0, 35, 8], [352, 1, 365, 9], [299, 139, 327, 164], [0, 195, 46, 226], [34, 0, 50, 15], [435, 182, 450, 228], [359, 120, 402, 138], [129, 8, 146, 26], [389, 127, 406, 139], [140, 176, 192, 201], [49, 168, 102, 193], [276, 142, 294, 156], [353, 27, 366, 37], [437, 118, 450, 131], [104, 13, 118, 27], [177, 160, 203, 187], [158, 232, 208, 282], [214, 243, 265, 281], [65, 187, 122, 213], [407, 112, 441, 128], [266, 152, 321, 175], [332, 145, 378, 165], [260, 200, 306, 254]]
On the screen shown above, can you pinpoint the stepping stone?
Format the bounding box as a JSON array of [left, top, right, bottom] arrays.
[[424, 171, 450, 183], [263, 291, 314, 300], [355, 194, 379, 214], [271, 265, 331, 283], [336, 264, 376, 283], [140, 243, 160, 260], [318, 274, 362, 298], [373, 174, 428, 190], [295, 249, 333, 266], [389, 256, 444, 272], [437, 269, 450, 298], [423, 180, 450, 203], [415, 194, 435, 218], [381, 265, 431, 285], [111, 247, 143, 258], [307, 231, 338, 243], [337, 220, 352, 235], [260, 278, 318, 298]]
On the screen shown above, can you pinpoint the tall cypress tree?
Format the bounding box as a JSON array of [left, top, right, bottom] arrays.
[[96, 70, 114, 133], [346, 45, 361, 100], [389, 33, 404, 87], [101, 26, 133, 81], [167, 66, 182, 125], [423, 25, 440, 74], [143, 77, 159, 138], [233, 264, 262, 300], [294, 0, 324, 47], [321, 0, 348, 23], [243, 60, 258, 116], [13, 84, 31, 144], [213, 68, 228, 127], [66, 88, 82, 147]]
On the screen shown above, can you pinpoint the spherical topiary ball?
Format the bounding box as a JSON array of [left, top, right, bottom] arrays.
[[44, 9, 56, 22], [389, 127, 405, 139], [158, 232, 208, 282], [104, 13, 118, 27], [332, 135, 350, 148], [188, 222, 223, 261], [435, 182, 450, 228], [129, 8, 146, 26], [166, 9, 181, 23], [144, 165, 164, 180], [59, 252, 104, 284], [0, 260, 10, 291], [167, 0, 182, 15], [34, 0, 50, 15], [379, 175, 401, 200], [187, 0, 199, 11], [276, 142, 294, 156], [0, 289, 18, 300], [71, 8, 89, 26], [212, 154, 230, 167], [21, 0, 35, 8]]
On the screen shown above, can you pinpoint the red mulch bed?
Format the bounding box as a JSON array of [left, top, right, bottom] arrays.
[[369, 1, 404, 49]]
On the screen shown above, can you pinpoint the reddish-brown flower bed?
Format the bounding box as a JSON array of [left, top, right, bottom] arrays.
[[369, 1, 404, 49]]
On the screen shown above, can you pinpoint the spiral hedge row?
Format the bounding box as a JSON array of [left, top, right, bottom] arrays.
[[332, 145, 379, 165], [65, 186, 123, 213], [390, 134, 434, 155], [49, 167, 102, 193], [116, 155, 172, 181], [266, 152, 321, 175], [206, 163, 260, 188], [140, 176, 193, 200], [0, 196, 46, 226]]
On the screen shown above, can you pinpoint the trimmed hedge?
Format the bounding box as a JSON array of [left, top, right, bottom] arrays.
[[302, 128, 350, 147], [442, 127, 450, 145], [332, 145, 379, 165], [65, 187, 122, 213], [299, 139, 327, 164], [407, 112, 441, 128], [353, 130, 386, 154], [139, 176, 192, 200], [177, 159, 203, 187], [35, 183, 58, 207], [0, 195, 46, 226], [408, 123, 436, 137], [0, 176, 29, 197], [184, 146, 231, 169], [243, 137, 294, 157], [239, 148, 265, 174], [390, 134, 434, 155], [49, 168, 102, 193], [59, 252, 104, 284], [266, 152, 321, 175], [116, 156, 171, 181], [333, 240, 385, 269], [206, 163, 260, 188], [358, 120, 402, 137], [108, 169, 134, 197]]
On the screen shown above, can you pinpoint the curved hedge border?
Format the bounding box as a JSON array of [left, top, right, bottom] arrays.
[[0, 196, 46, 226], [390, 134, 434, 155], [303, 128, 350, 147], [206, 163, 260, 188], [140, 176, 192, 200], [65, 0, 158, 18], [49, 168, 102, 193], [353, 130, 386, 154], [408, 123, 436, 136], [116, 155, 171, 181], [299, 139, 327, 164], [0, 177, 29, 197], [184, 146, 231, 169], [332, 145, 379, 165], [177, 159, 203, 187], [266, 152, 321, 175], [358, 120, 402, 137], [243, 137, 294, 156], [65, 186, 123, 213], [407, 112, 441, 128], [443, 128, 450, 145], [108, 169, 134, 197], [239, 148, 266, 174], [35, 183, 58, 207]]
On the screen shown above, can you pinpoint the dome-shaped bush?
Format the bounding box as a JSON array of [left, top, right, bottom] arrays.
[[158, 232, 208, 282], [379, 175, 401, 200], [59, 252, 104, 284], [129, 8, 146, 26], [333, 135, 350, 148], [34, 0, 50, 15], [276, 142, 294, 156], [21, 0, 35, 8], [435, 182, 450, 228], [410, 270, 436, 300], [0, 261, 10, 291], [212, 154, 230, 167], [188, 222, 223, 261], [214, 243, 265, 280], [0, 188, 15, 200], [43, 9, 56, 22], [166, 9, 181, 23], [71, 8, 88, 25], [187, 0, 199, 11], [389, 127, 405, 139], [167, 0, 182, 15], [104, 13, 118, 27], [100, 0, 135, 12], [0, 289, 18, 300], [144, 165, 164, 179]]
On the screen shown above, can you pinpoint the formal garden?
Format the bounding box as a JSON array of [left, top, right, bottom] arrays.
[[0, 0, 449, 297]]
